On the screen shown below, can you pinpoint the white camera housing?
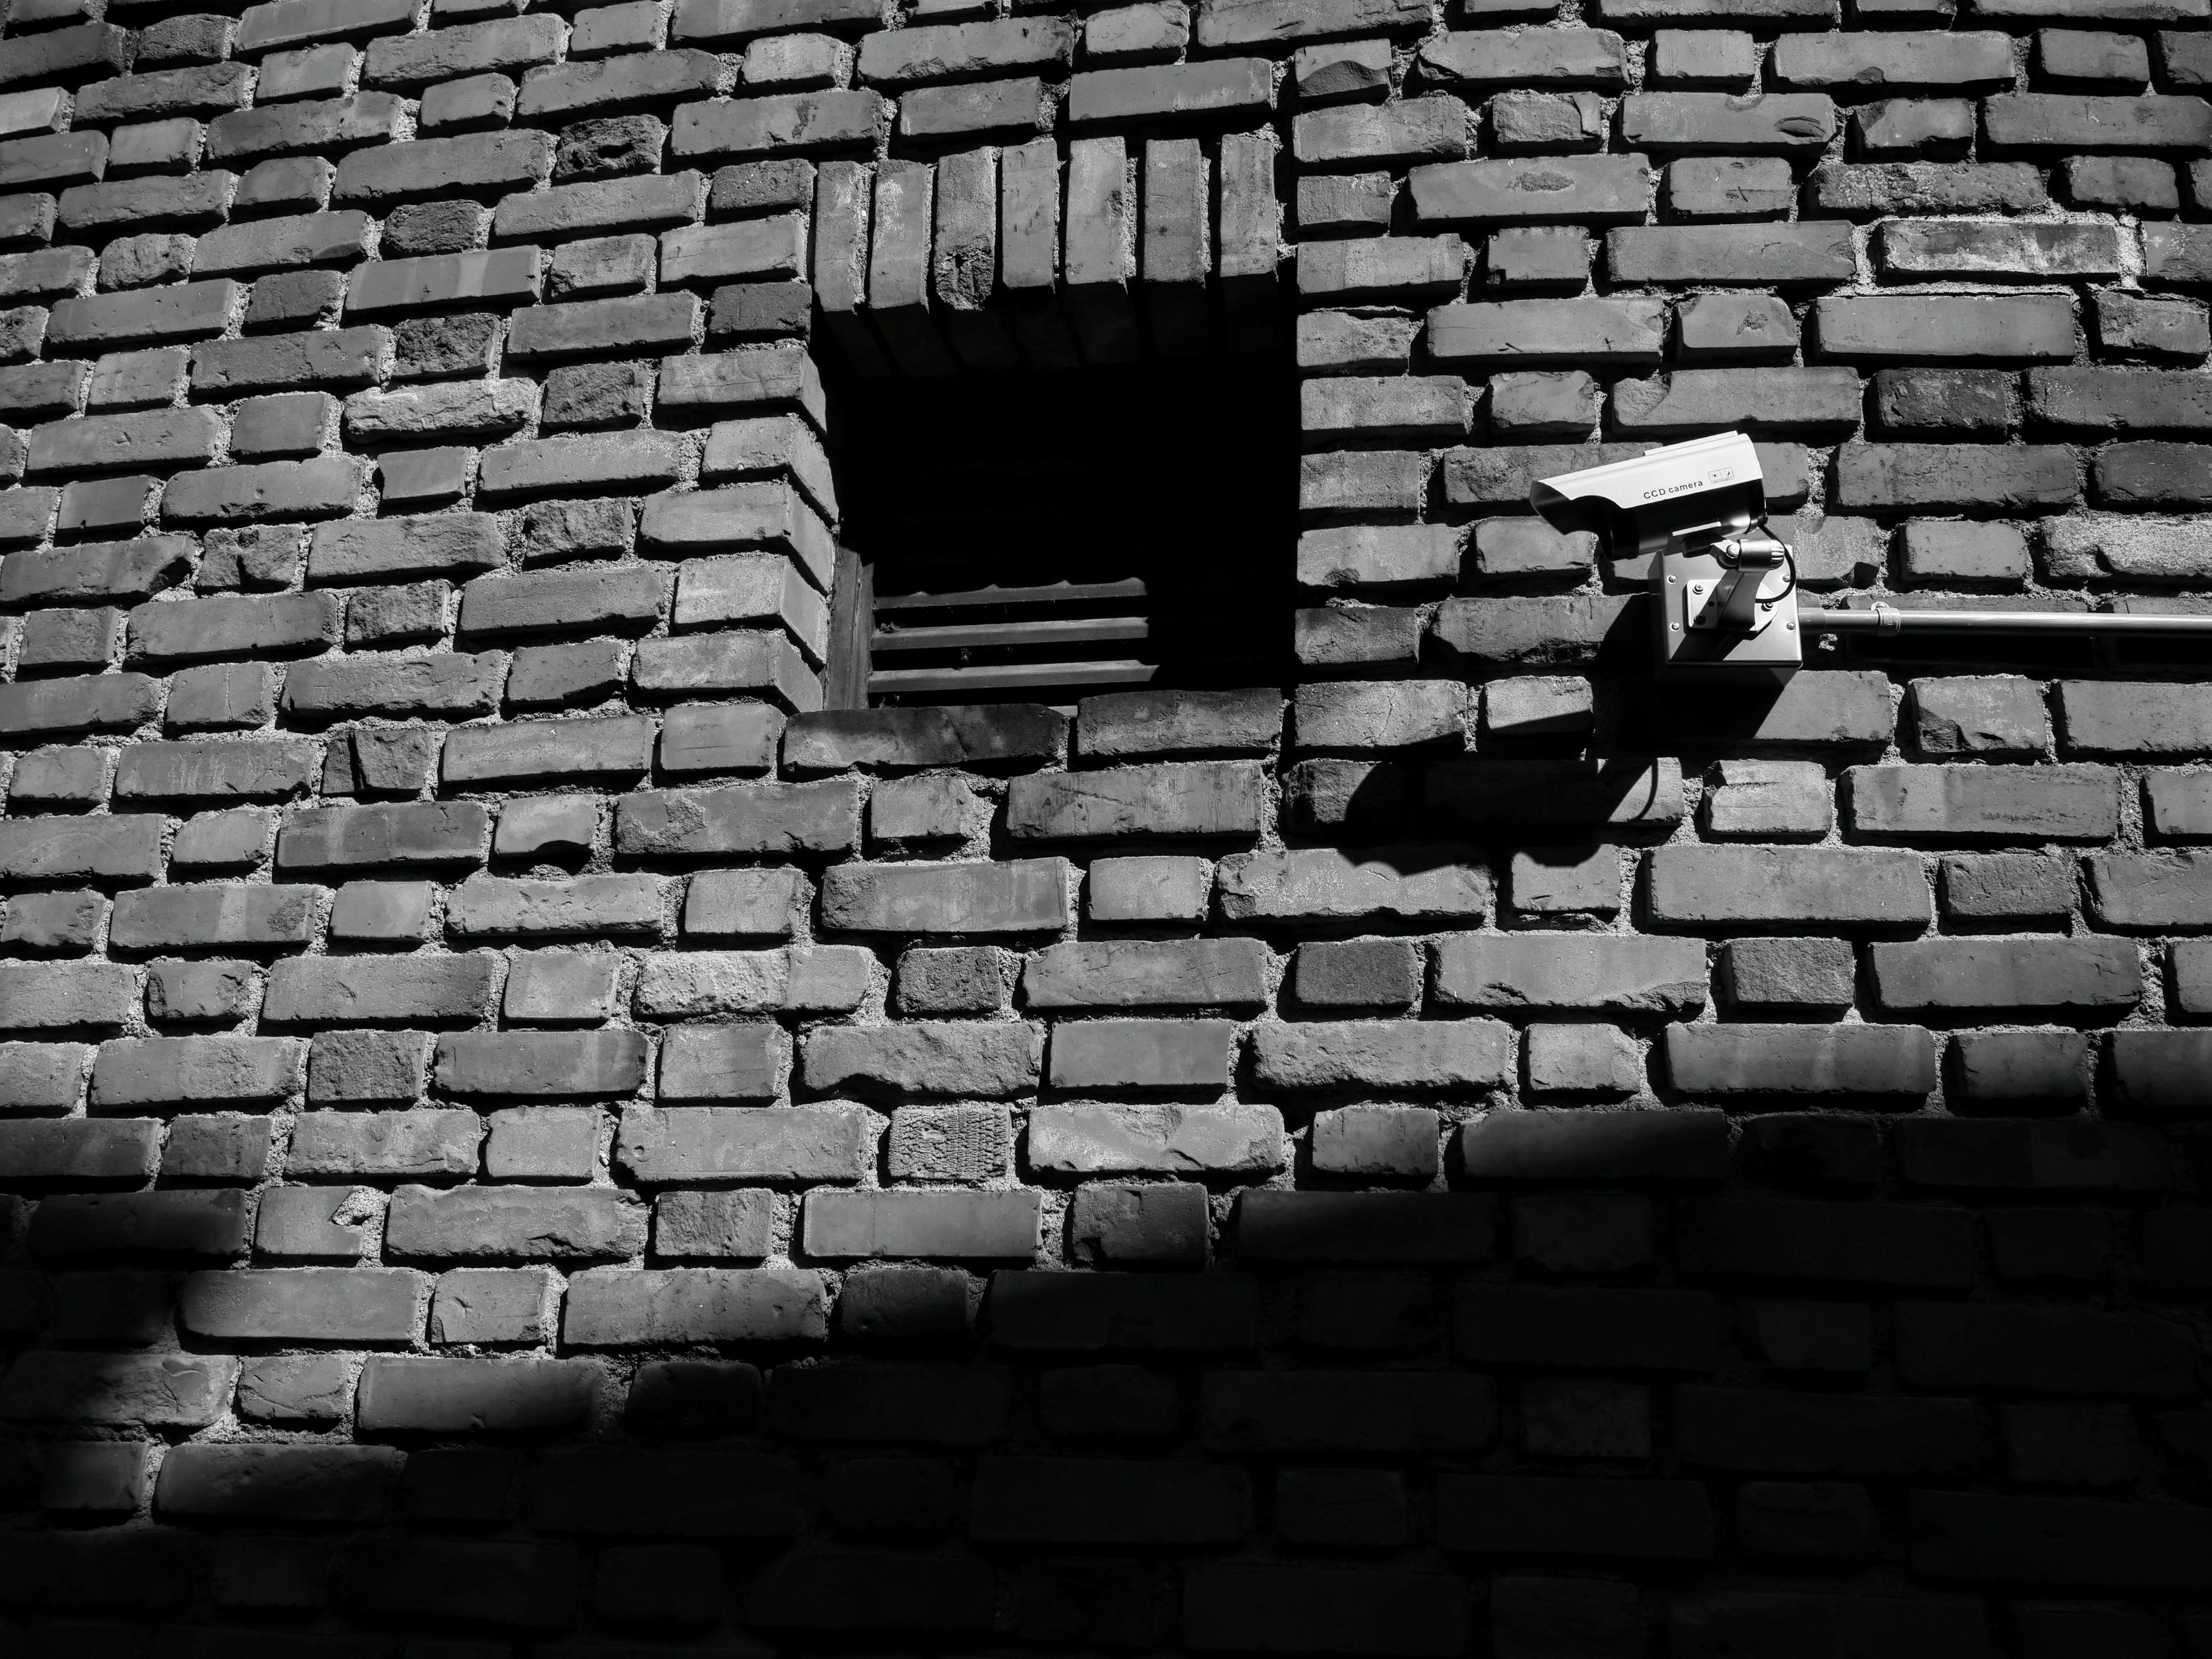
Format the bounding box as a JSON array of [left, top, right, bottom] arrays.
[[1531, 431, 1803, 683]]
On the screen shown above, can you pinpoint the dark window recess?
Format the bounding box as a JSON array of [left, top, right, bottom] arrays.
[[824, 358, 1296, 707]]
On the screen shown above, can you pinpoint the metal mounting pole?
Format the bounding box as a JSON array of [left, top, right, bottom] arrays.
[[1801, 606, 2212, 638]]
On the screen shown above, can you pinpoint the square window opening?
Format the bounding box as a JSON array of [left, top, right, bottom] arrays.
[[821, 354, 1297, 709]]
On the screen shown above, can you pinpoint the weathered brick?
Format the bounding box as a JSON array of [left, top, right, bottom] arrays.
[[820, 857, 1069, 934], [1217, 847, 1488, 922], [1815, 295, 2080, 362], [1872, 938, 2139, 1013], [616, 779, 859, 858], [1433, 935, 1707, 1015], [180, 1266, 423, 1343], [435, 1031, 650, 1099], [286, 1110, 480, 1179], [563, 1267, 831, 1344], [0, 1349, 235, 1426], [387, 1185, 646, 1262], [1022, 938, 1270, 1009], [1666, 1025, 1937, 1099], [802, 1021, 1042, 1098], [618, 1104, 875, 1182], [1007, 760, 1268, 840], [1647, 846, 1930, 929], [1031, 1104, 1283, 1176]]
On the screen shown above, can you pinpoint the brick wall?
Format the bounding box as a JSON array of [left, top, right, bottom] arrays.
[[0, 0, 2209, 1653]]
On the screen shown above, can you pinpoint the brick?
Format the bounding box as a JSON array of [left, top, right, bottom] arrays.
[[284, 1109, 478, 1180], [618, 779, 859, 858], [1666, 1025, 1937, 1099], [563, 1267, 830, 1345], [161, 456, 360, 524], [1217, 847, 1488, 922], [1896, 1117, 2172, 1190], [180, 1266, 422, 1343], [1647, 846, 1930, 929], [334, 131, 554, 207], [1438, 1474, 1712, 1558], [1007, 760, 1267, 840], [0, 960, 136, 1032], [276, 803, 488, 874], [618, 1103, 874, 1182], [1870, 937, 2139, 1014], [88, 1034, 300, 1111], [1455, 1284, 1718, 1376], [671, 90, 891, 161], [1676, 1594, 1984, 1655], [1898, 1301, 2195, 1397], [1815, 294, 2080, 362], [1460, 1109, 1729, 1181], [805, 1190, 1039, 1259], [971, 1455, 1246, 1543], [340, 1537, 579, 1628], [1847, 763, 2119, 842], [1408, 154, 1647, 228], [1914, 1490, 2212, 1592], [2061, 681, 2212, 755], [800, 1021, 1041, 1099], [1433, 934, 1707, 1014], [1184, 1563, 1467, 1655], [1022, 938, 1270, 1009], [1677, 1198, 1973, 1286], [0, 1350, 234, 1426], [1986, 92, 2212, 149], [1031, 1104, 1282, 1176], [30, 1188, 247, 1257], [652, 1192, 776, 1262], [434, 1031, 649, 1099], [387, 1185, 646, 1262], [156, 1442, 402, 1522], [444, 718, 656, 786], [0, 672, 159, 737], [1237, 1191, 1496, 1263], [1676, 1386, 1979, 1480], [821, 857, 1069, 933], [1049, 1018, 1235, 1092], [358, 1355, 596, 1433], [1720, 937, 1854, 1013], [2086, 851, 2212, 929]]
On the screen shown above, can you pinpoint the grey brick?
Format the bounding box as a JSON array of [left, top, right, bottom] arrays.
[[563, 1266, 830, 1345]]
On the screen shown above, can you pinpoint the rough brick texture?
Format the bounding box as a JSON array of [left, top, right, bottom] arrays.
[[0, 0, 2205, 1650]]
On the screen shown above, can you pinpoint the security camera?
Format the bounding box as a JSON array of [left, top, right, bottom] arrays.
[[1531, 431, 1802, 683]]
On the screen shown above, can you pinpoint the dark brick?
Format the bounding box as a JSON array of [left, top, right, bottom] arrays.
[[1896, 1302, 2197, 1397], [1456, 1285, 1719, 1370], [1676, 1387, 1979, 1476], [1676, 1198, 1975, 1287], [1437, 1475, 1713, 1558], [156, 1444, 402, 1522], [533, 1444, 802, 1535], [768, 1363, 1011, 1444], [1912, 1491, 2212, 1590], [987, 1270, 1259, 1350], [1184, 1564, 1468, 1654], [342, 1539, 579, 1629], [1201, 1371, 1495, 1452]]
